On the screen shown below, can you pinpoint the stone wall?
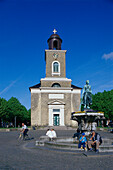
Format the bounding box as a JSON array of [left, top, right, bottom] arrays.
[[45, 50, 66, 77], [41, 79, 71, 87], [31, 90, 81, 127], [31, 93, 41, 126]]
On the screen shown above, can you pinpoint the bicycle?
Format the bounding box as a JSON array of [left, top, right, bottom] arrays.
[[18, 130, 30, 141]]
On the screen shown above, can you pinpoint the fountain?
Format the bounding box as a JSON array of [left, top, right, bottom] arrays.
[[34, 81, 113, 153], [71, 80, 105, 132]]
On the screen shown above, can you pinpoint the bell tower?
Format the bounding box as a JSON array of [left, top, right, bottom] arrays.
[[44, 29, 68, 83]]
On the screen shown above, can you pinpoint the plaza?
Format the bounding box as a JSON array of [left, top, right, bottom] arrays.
[[0, 129, 113, 170]]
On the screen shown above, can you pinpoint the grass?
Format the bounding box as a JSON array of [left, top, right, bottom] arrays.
[[0, 126, 31, 129], [97, 126, 113, 129]]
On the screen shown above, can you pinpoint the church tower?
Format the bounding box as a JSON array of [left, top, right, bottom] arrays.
[[29, 30, 81, 127]]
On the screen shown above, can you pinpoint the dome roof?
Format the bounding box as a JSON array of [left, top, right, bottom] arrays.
[[47, 29, 62, 50], [50, 34, 60, 38], [47, 33, 62, 43]]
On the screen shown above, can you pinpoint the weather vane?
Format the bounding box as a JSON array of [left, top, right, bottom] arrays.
[[53, 29, 57, 34]]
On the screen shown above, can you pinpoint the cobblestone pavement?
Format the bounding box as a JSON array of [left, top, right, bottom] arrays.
[[0, 129, 113, 170]]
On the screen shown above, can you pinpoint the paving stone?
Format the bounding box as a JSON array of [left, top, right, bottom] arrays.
[[0, 130, 113, 170]]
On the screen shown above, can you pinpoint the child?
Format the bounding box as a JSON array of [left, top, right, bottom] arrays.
[[78, 132, 87, 151]]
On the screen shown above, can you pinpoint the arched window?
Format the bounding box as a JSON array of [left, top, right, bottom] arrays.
[[52, 61, 60, 76], [53, 62, 59, 72], [53, 40, 58, 50], [52, 83, 61, 87]]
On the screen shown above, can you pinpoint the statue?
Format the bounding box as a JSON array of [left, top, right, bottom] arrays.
[[82, 80, 92, 109]]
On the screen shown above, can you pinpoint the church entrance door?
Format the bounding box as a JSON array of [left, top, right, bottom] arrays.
[[53, 114, 60, 126], [53, 109, 60, 126], [48, 102, 65, 126]]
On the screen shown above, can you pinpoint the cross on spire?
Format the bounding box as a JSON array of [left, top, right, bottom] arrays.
[[53, 29, 57, 34]]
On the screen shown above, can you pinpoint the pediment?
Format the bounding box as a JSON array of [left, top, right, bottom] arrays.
[[48, 100, 65, 105]]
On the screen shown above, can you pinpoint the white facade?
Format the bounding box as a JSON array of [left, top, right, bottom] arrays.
[[48, 101, 65, 126]]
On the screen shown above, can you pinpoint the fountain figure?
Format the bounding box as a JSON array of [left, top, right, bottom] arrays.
[[82, 80, 92, 109], [71, 80, 105, 132]]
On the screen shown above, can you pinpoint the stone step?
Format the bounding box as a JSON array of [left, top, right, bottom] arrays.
[[102, 138, 113, 145], [47, 142, 113, 151], [45, 137, 113, 145], [36, 141, 45, 146], [43, 126, 75, 130], [36, 136, 113, 152]]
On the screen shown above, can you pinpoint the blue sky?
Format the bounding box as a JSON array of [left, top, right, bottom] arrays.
[[0, 0, 113, 109]]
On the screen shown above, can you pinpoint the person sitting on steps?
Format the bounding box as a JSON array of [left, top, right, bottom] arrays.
[[88, 131, 102, 153], [46, 129, 57, 141], [73, 128, 81, 140], [78, 132, 87, 151]]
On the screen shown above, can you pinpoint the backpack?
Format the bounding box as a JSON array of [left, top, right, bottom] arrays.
[[99, 136, 102, 145], [95, 133, 102, 145]]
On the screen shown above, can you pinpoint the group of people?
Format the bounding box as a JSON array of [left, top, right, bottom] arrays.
[[20, 123, 57, 141], [46, 129, 57, 140], [20, 123, 102, 153], [77, 131, 102, 153]]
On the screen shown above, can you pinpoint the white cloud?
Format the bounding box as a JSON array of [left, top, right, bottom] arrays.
[[102, 52, 113, 60], [0, 73, 25, 95], [0, 80, 17, 95]]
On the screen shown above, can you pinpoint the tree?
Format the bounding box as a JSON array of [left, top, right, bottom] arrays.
[[0, 96, 31, 127], [7, 97, 22, 123], [91, 90, 113, 120], [24, 109, 31, 126], [0, 98, 8, 126]]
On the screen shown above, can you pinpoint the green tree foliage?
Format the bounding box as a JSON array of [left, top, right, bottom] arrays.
[[27, 109, 31, 121], [0, 98, 8, 121], [0, 97, 31, 127], [26, 109, 31, 125], [91, 90, 113, 120]]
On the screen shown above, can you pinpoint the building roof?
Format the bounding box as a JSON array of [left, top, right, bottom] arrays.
[[29, 83, 41, 91], [29, 83, 82, 91], [71, 84, 82, 89], [50, 34, 60, 38], [47, 33, 62, 43]]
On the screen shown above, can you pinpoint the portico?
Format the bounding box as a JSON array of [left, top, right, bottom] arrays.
[[48, 100, 65, 126]]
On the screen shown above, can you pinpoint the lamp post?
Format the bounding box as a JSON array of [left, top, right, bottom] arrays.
[[14, 116, 16, 128]]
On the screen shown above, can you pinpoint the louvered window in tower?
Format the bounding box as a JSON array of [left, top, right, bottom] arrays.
[[53, 62, 59, 72]]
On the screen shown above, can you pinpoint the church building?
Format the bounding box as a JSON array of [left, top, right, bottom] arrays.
[[29, 30, 82, 127]]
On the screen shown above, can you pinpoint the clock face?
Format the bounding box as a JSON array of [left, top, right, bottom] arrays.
[[53, 53, 59, 60]]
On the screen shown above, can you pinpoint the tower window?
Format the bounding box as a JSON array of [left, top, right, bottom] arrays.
[[52, 61, 60, 76], [52, 83, 61, 87], [53, 40, 58, 49], [53, 62, 59, 72]]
